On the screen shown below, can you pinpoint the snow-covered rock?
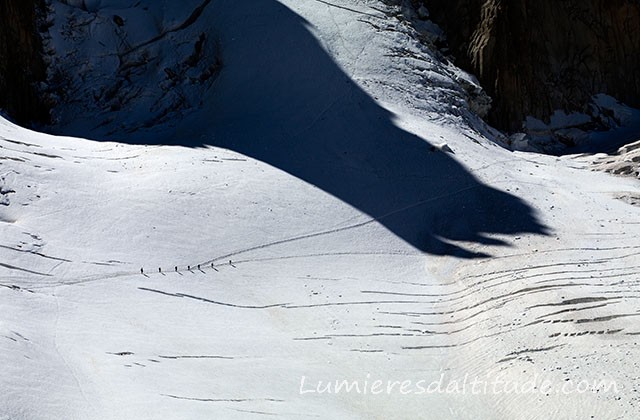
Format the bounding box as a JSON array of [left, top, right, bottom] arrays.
[[593, 139, 640, 179], [46, 0, 220, 140]]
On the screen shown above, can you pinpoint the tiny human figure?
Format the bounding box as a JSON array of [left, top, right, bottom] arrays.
[[187, 265, 191, 271], [175, 266, 178, 272], [159, 267, 162, 273], [197, 264, 201, 270], [140, 267, 144, 274], [211, 263, 214, 268]]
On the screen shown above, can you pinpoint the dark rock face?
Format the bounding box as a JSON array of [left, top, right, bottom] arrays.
[[0, 0, 49, 125], [421, 0, 640, 131]]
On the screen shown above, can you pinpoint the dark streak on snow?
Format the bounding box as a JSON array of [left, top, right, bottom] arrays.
[[0, 262, 52, 276], [138, 287, 289, 309], [0, 244, 71, 262], [162, 394, 284, 403], [497, 345, 564, 363], [158, 355, 234, 360], [107, 351, 134, 356], [1, 138, 41, 148]]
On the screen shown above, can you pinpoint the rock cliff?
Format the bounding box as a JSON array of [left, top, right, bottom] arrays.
[[420, 0, 640, 132], [0, 0, 49, 125]]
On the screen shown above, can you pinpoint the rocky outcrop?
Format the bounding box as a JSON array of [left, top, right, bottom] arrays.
[[0, 0, 49, 125], [594, 139, 640, 179], [419, 0, 640, 132]]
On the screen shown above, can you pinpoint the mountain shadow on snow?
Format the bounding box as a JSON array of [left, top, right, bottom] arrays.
[[54, 0, 550, 258]]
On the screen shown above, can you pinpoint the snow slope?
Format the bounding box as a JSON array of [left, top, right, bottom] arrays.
[[2, 0, 640, 419]]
